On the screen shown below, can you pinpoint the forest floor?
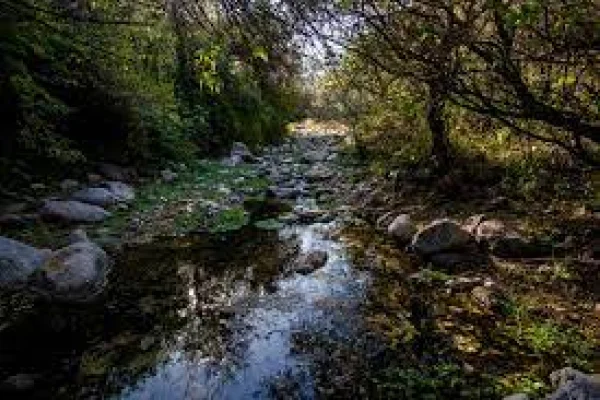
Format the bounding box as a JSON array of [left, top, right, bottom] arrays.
[[0, 126, 599, 399]]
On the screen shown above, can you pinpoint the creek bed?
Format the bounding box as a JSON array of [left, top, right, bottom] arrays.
[[0, 218, 372, 399]]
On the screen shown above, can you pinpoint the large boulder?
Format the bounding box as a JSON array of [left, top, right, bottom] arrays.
[[547, 368, 600, 400], [412, 219, 474, 256], [0, 237, 49, 288], [40, 200, 111, 223], [387, 214, 417, 243], [33, 237, 110, 303], [102, 181, 135, 203], [71, 187, 120, 207]]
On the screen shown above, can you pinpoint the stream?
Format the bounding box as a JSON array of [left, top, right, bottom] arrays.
[[0, 133, 380, 399]]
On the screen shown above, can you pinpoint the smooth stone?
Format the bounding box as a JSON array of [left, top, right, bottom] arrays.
[[67, 228, 89, 244], [0, 236, 49, 288], [102, 181, 135, 203], [295, 250, 328, 274], [412, 219, 474, 256], [548, 368, 600, 400], [40, 200, 111, 223], [33, 240, 110, 303], [387, 214, 417, 243], [72, 187, 120, 207]]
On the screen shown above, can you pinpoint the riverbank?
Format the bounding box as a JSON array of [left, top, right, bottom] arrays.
[[0, 127, 598, 399]]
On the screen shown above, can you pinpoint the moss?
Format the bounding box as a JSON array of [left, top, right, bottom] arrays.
[[208, 207, 249, 233], [254, 218, 284, 231]]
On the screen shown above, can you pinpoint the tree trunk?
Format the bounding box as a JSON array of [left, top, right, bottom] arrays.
[[427, 84, 451, 170]]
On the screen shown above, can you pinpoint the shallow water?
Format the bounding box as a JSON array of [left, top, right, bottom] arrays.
[[116, 222, 368, 400], [0, 217, 370, 399]]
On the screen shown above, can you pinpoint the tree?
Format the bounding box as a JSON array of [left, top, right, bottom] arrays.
[[273, 0, 600, 166]]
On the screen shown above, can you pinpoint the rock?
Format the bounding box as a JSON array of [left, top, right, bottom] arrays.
[[295, 250, 328, 274], [40, 200, 111, 223], [59, 179, 79, 191], [476, 219, 509, 243], [67, 228, 89, 244], [548, 368, 600, 400], [229, 142, 256, 164], [98, 163, 136, 182], [33, 239, 110, 303], [0, 237, 49, 288], [462, 215, 549, 258], [1, 373, 36, 392], [71, 187, 120, 207], [224, 154, 244, 167], [387, 214, 417, 243], [102, 181, 135, 203], [463, 214, 485, 235], [161, 169, 178, 183], [30, 183, 46, 191], [503, 394, 529, 400], [296, 209, 330, 224], [412, 219, 474, 256]]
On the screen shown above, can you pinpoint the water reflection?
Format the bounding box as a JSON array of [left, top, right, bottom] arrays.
[[118, 222, 368, 400], [0, 220, 368, 399]]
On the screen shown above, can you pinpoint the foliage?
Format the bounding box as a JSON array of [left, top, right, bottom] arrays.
[[0, 0, 302, 190], [373, 363, 497, 399], [208, 207, 250, 233], [288, 0, 600, 167]]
